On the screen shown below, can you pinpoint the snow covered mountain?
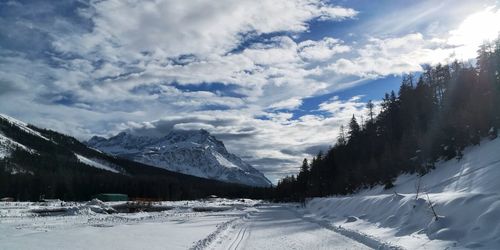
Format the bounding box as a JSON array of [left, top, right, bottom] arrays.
[[86, 130, 272, 187]]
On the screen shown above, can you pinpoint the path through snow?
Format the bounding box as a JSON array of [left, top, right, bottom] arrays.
[[204, 204, 372, 250]]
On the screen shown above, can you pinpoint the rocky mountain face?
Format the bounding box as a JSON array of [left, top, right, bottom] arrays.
[[87, 129, 272, 187]]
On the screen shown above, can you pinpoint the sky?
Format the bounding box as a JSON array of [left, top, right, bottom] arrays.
[[1, 0, 500, 183]]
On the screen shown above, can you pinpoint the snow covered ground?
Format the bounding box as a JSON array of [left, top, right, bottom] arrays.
[[0, 199, 254, 250], [206, 204, 370, 250], [0, 199, 374, 250], [306, 138, 500, 249]]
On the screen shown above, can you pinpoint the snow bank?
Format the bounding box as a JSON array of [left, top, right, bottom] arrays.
[[26, 199, 117, 216], [307, 138, 500, 249], [1, 198, 261, 218], [74, 199, 116, 215]]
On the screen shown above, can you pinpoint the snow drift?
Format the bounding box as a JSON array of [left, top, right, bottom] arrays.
[[306, 137, 500, 249]]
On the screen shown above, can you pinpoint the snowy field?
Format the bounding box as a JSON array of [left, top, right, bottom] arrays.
[[0, 199, 370, 250]]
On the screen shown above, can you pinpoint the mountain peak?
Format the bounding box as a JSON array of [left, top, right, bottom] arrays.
[[87, 129, 271, 187], [161, 129, 223, 148], [87, 135, 107, 145]]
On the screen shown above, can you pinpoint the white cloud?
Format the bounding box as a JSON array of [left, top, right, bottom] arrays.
[[41, 1, 359, 111], [327, 6, 500, 78], [298, 37, 350, 61], [268, 97, 303, 110], [319, 96, 365, 116], [328, 33, 450, 77], [57, 0, 357, 59]]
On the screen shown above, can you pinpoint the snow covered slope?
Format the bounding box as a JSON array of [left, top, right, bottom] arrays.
[[87, 130, 272, 187], [0, 114, 48, 159], [306, 137, 500, 249], [0, 115, 39, 159], [0, 114, 50, 141], [0, 132, 34, 159], [0, 114, 122, 174]]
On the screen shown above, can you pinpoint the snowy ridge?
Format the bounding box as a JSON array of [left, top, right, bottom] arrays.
[[306, 137, 500, 249], [0, 114, 50, 141], [87, 130, 272, 187], [75, 154, 121, 173], [0, 113, 124, 175], [0, 114, 44, 158]]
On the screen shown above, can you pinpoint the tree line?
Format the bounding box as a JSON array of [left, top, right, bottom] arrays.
[[275, 38, 500, 201]]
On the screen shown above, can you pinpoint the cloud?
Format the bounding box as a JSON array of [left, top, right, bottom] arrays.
[[319, 95, 366, 115], [327, 33, 450, 77], [268, 97, 303, 110], [35, 1, 357, 110], [327, 6, 500, 78], [56, 0, 357, 58], [303, 144, 331, 155], [298, 37, 351, 61]]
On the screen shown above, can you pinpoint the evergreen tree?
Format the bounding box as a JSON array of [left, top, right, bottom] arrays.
[[337, 125, 347, 146], [348, 115, 360, 142], [366, 100, 375, 122]]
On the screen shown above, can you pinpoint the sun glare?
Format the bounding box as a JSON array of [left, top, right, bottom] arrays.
[[448, 6, 500, 58]]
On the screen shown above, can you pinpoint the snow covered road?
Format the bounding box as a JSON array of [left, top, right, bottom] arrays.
[[205, 205, 371, 250]]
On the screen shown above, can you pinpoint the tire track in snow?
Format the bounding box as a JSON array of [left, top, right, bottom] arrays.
[[234, 226, 247, 250], [190, 213, 248, 250], [227, 219, 250, 250]]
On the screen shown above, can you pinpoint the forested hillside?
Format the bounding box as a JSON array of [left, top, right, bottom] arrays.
[[276, 38, 500, 201], [0, 117, 271, 201]]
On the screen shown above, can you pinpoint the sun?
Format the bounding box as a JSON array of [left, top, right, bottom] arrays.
[[447, 6, 500, 58]]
